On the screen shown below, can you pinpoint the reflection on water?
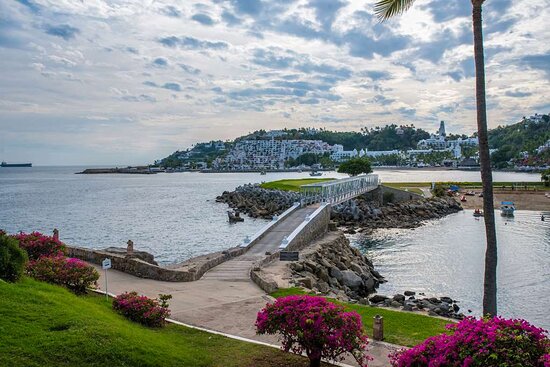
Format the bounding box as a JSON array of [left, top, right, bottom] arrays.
[[351, 210, 550, 330]]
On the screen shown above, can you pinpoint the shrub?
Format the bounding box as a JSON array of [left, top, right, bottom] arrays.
[[256, 295, 370, 367], [337, 157, 373, 176], [112, 292, 171, 327], [0, 233, 28, 282], [389, 316, 550, 367], [13, 231, 67, 260], [27, 255, 99, 293]]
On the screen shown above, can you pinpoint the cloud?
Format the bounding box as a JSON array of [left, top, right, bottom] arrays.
[[519, 54, 550, 76], [44, 24, 80, 40], [160, 6, 182, 18], [308, 0, 347, 30], [180, 64, 201, 75], [221, 10, 241, 26], [192, 13, 215, 26], [152, 57, 168, 67], [158, 36, 229, 50], [505, 90, 532, 98], [121, 94, 157, 103], [162, 83, 182, 92], [15, 0, 40, 14], [362, 70, 391, 81]]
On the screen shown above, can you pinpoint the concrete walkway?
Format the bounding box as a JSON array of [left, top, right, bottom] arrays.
[[202, 206, 318, 281], [94, 265, 396, 366]]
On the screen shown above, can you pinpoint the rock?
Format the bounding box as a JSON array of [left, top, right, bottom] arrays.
[[392, 294, 405, 303], [330, 267, 343, 281], [341, 270, 363, 289], [297, 277, 313, 288], [404, 290, 416, 296], [390, 301, 402, 308], [315, 281, 330, 294], [369, 295, 388, 303], [440, 296, 453, 304]]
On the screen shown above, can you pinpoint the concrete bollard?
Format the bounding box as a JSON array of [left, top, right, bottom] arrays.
[[373, 315, 384, 341], [126, 240, 134, 256], [53, 228, 59, 241]]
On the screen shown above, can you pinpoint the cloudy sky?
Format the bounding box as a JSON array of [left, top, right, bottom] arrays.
[[1, 0, 549, 165]]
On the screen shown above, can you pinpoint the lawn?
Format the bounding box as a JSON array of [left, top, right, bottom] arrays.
[[260, 178, 335, 192], [271, 288, 451, 347], [0, 278, 314, 367]]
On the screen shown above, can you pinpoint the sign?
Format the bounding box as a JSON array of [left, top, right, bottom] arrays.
[[102, 258, 112, 270], [279, 251, 299, 261]]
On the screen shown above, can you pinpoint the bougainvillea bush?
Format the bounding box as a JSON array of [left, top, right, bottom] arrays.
[[0, 232, 28, 282], [389, 316, 550, 367], [13, 231, 67, 260], [27, 255, 99, 293], [112, 291, 171, 327], [256, 295, 370, 367]]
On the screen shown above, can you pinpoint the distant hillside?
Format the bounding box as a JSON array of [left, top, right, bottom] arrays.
[[488, 114, 550, 168], [238, 125, 430, 151]]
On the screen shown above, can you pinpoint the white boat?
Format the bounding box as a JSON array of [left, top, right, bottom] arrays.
[[500, 201, 515, 217], [309, 171, 322, 177]]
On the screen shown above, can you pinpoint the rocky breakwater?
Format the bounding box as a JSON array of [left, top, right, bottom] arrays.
[[216, 184, 301, 219], [369, 292, 464, 320], [331, 196, 462, 232], [288, 232, 385, 301]]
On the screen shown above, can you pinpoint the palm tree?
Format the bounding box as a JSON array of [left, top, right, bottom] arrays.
[[374, 0, 498, 316]]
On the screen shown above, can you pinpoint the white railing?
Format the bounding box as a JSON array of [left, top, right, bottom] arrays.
[[279, 203, 330, 249], [240, 202, 300, 248], [300, 174, 379, 205]]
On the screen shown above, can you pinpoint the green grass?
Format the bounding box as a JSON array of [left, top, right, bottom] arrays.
[[0, 278, 314, 367], [271, 288, 450, 347], [260, 178, 335, 192]]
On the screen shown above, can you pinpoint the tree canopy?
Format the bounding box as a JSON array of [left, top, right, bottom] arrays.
[[337, 157, 373, 176]]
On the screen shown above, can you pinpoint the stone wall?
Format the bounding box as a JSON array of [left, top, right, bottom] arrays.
[[286, 204, 331, 252], [250, 268, 279, 294], [67, 246, 246, 282], [363, 185, 423, 205]]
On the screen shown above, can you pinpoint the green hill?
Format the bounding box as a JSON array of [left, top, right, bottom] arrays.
[[489, 115, 550, 168], [0, 278, 309, 367]]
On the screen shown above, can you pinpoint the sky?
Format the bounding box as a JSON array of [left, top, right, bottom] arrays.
[[0, 0, 549, 165]]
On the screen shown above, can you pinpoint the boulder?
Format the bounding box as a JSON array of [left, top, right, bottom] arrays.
[[341, 270, 363, 289], [369, 295, 388, 304]]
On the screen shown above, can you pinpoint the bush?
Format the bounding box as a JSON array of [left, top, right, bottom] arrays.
[[389, 316, 550, 367], [431, 184, 447, 197], [112, 292, 171, 327], [256, 295, 370, 367], [0, 233, 28, 282], [13, 231, 67, 260], [27, 255, 99, 293]]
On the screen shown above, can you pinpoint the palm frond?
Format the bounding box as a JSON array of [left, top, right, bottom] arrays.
[[374, 0, 416, 21]]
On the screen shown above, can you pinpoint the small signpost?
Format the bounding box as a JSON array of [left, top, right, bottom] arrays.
[[102, 258, 111, 299], [279, 251, 299, 261]]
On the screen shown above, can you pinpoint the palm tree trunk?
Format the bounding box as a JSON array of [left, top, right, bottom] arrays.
[[309, 357, 321, 367], [472, 0, 498, 317]]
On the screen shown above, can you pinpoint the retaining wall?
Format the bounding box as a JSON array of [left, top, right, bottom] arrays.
[[363, 185, 423, 205], [67, 246, 245, 282], [285, 204, 331, 252]]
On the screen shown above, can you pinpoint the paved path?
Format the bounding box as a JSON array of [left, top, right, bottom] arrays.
[[202, 205, 318, 281], [94, 265, 395, 366]]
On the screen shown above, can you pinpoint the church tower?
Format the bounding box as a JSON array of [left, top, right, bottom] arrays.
[[438, 120, 446, 137]]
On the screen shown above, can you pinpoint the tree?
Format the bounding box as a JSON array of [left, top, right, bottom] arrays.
[[375, 0, 498, 316], [337, 156, 373, 176], [256, 295, 370, 367], [0, 231, 28, 282]]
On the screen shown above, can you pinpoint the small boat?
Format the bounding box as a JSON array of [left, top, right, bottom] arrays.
[[465, 191, 476, 196], [260, 170, 266, 175], [460, 195, 467, 202], [310, 171, 322, 177], [228, 210, 244, 223], [473, 209, 483, 217], [478, 192, 484, 197], [500, 201, 515, 217]]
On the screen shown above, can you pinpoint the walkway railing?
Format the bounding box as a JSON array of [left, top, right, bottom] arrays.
[[300, 174, 379, 205]]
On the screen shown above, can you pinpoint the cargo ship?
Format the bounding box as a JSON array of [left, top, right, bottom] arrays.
[[1, 161, 32, 167]]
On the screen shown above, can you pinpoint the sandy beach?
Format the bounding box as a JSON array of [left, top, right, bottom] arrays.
[[458, 189, 550, 211]]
